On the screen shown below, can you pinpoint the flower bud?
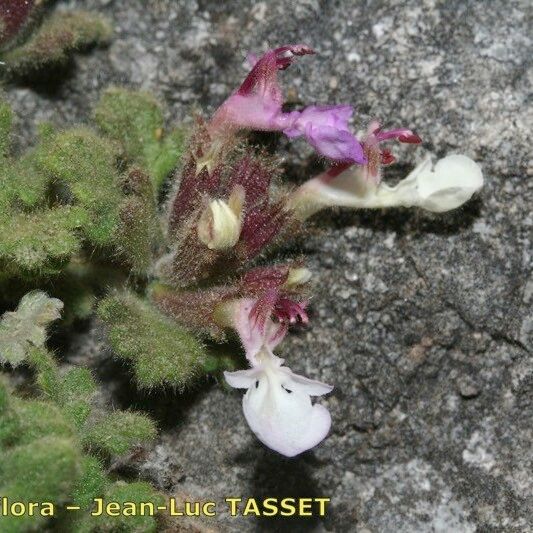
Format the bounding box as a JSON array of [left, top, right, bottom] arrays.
[[283, 267, 312, 289], [197, 186, 244, 250]]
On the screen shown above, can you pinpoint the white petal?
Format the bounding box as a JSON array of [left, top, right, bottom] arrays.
[[197, 198, 242, 250], [288, 166, 374, 219], [242, 372, 331, 457], [415, 154, 483, 212], [224, 368, 261, 389], [280, 368, 334, 396], [289, 153, 483, 218]]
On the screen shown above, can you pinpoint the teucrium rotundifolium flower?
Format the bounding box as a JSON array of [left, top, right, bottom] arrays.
[[289, 154, 483, 220], [223, 299, 333, 457]]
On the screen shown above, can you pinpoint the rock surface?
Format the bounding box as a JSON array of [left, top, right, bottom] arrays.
[[5, 0, 532, 531]]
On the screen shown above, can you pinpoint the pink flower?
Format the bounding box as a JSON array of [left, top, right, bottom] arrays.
[[362, 120, 422, 182], [209, 45, 365, 164], [224, 299, 333, 457]]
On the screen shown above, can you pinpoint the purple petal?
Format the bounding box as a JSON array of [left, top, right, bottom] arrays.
[[306, 125, 366, 164], [297, 104, 353, 131]]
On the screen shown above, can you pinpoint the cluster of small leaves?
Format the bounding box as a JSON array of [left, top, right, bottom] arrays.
[[0, 1, 112, 78], [94, 87, 186, 192], [0, 292, 162, 533], [0, 89, 207, 390], [0, 89, 181, 279]]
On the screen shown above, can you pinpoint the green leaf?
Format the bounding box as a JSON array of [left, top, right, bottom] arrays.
[[72, 455, 106, 511], [28, 347, 97, 429], [94, 87, 164, 164], [2, 154, 50, 208], [94, 87, 185, 191], [36, 128, 122, 247], [0, 436, 81, 533], [11, 398, 75, 445], [98, 292, 207, 389], [84, 411, 157, 456], [73, 481, 164, 533], [0, 378, 21, 449], [0, 291, 63, 366], [58, 367, 97, 428], [143, 126, 186, 191], [0, 11, 112, 76], [0, 97, 13, 161], [0, 205, 87, 276], [115, 168, 161, 275]]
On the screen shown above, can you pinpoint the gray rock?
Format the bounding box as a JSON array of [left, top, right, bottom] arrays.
[[6, 0, 532, 531]]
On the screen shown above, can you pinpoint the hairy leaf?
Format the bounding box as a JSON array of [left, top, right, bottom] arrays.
[[98, 292, 207, 389], [84, 411, 157, 456]]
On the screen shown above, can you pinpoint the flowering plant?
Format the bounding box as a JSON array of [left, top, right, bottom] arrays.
[[153, 44, 483, 456], [0, 43, 483, 469]]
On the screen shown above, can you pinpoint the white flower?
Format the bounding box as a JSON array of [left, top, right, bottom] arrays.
[[197, 185, 244, 250], [223, 299, 333, 457], [289, 154, 483, 219]]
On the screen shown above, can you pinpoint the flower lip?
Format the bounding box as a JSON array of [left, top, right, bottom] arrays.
[[413, 154, 483, 212], [288, 153, 484, 220], [210, 44, 366, 164], [285, 105, 367, 165]]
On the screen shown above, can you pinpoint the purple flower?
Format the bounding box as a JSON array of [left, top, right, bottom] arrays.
[[209, 45, 366, 164]]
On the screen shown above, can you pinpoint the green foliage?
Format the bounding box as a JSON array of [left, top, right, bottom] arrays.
[[0, 98, 13, 160], [145, 127, 186, 191], [0, 99, 52, 223], [94, 88, 163, 165], [0, 379, 21, 447], [30, 346, 97, 428], [2, 154, 50, 209], [37, 128, 122, 247], [0, 378, 81, 533], [0, 11, 112, 77], [0, 91, 177, 281], [0, 293, 161, 531], [12, 397, 75, 445], [84, 411, 157, 456], [60, 367, 99, 428], [94, 87, 186, 191], [74, 481, 164, 533], [98, 291, 207, 389], [0, 291, 63, 366], [1, 437, 82, 533]]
